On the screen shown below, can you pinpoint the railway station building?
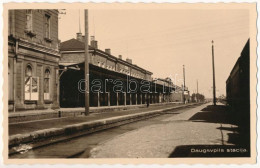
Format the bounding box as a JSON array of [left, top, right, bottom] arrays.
[[8, 9, 60, 112], [7, 9, 188, 112], [59, 33, 178, 107]]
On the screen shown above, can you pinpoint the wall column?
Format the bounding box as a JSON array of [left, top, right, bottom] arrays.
[[14, 59, 24, 109], [140, 93, 142, 104], [135, 94, 137, 105], [37, 64, 44, 109]]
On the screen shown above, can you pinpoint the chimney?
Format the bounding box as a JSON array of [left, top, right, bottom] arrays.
[[90, 36, 98, 49], [76, 32, 83, 41], [126, 58, 132, 64], [118, 55, 122, 59], [105, 49, 111, 55]]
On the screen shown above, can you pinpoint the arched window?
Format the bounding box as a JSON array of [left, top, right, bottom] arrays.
[[44, 69, 51, 100], [25, 64, 39, 100], [25, 65, 32, 77]]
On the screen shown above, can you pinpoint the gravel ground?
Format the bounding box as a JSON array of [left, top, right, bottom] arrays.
[[89, 103, 237, 158]]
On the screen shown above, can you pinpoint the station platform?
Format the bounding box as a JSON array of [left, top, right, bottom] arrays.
[[9, 102, 183, 123], [8, 102, 200, 155]]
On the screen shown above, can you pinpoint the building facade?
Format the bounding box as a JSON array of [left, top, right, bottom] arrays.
[[59, 33, 178, 107], [8, 9, 60, 112]]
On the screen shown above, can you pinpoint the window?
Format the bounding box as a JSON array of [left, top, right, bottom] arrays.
[[24, 65, 39, 100], [44, 14, 51, 39], [25, 10, 33, 32], [44, 69, 51, 100]]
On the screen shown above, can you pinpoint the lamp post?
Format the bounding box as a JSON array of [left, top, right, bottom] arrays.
[[211, 40, 217, 106]]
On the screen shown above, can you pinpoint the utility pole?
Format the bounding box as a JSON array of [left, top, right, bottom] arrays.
[[211, 40, 216, 106], [197, 79, 199, 102], [84, 9, 89, 115], [183, 65, 186, 104], [197, 80, 198, 94]]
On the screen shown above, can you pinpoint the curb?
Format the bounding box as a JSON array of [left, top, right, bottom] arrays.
[[9, 103, 200, 155]]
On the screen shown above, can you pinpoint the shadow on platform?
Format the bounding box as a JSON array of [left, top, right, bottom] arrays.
[[168, 105, 250, 157], [189, 105, 231, 124]]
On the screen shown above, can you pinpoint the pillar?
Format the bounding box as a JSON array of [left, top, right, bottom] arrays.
[[135, 94, 137, 105], [108, 92, 110, 106], [140, 93, 143, 104], [130, 93, 132, 105], [124, 92, 126, 106], [97, 92, 100, 107], [116, 92, 119, 106]]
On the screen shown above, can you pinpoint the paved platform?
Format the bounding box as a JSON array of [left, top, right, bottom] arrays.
[[9, 102, 200, 155], [9, 102, 183, 123], [9, 103, 186, 136], [88, 103, 250, 158]]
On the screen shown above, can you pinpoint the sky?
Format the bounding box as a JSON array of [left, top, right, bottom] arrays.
[[59, 8, 249, 98]]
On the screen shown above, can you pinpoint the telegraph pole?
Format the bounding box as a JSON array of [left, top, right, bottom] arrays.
[[197, 79, 199, 102], [183, 65, 186, 103], [84, 10, 89, 115], [197, 80, 198, 94], [211, 40, 216, 106]]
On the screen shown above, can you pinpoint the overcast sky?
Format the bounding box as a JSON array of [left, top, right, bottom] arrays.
[[59, 8, 249, 98]]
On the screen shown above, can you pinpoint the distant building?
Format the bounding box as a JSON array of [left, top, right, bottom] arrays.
[[8, 10, 60, 111]]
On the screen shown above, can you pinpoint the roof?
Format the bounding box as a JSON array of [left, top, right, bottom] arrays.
[[60, 38, 153, 75], [60, 38, 94, 51], [226, 38, 249, 83]]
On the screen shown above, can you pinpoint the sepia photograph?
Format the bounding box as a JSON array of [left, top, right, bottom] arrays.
[[2, 2, 257, 164]]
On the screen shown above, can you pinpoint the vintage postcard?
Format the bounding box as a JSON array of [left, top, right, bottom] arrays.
[[2, 2, 257, 165]]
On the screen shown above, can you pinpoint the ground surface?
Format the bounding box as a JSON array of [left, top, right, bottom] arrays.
[[10, 103, 247, 158], [9, 103, 182, 136], [88, 103, 238, 158]]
